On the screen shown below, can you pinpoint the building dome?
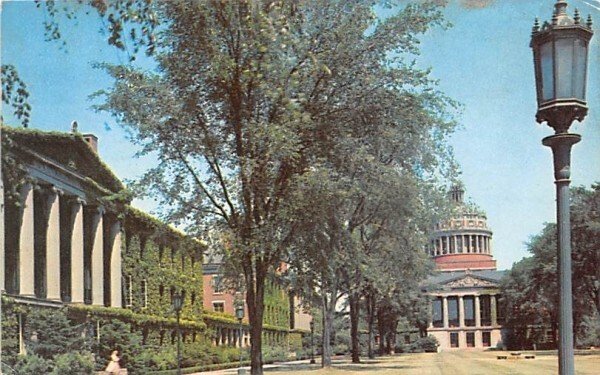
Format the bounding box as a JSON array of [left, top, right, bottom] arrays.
[[429, 185, 496, 272]]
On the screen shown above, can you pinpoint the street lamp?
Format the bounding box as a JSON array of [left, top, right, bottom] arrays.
[[172, 291, 184, 375], [530, 1, 593, 374], [235, 303, 246, 375], [309, 319, 315, 364]]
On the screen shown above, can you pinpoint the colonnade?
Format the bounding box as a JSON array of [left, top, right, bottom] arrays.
[[430, 233, 492, 256], [4, 182, 122, 307], [431, 294, 499, 329]]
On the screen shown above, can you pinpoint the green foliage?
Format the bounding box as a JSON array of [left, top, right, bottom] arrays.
[[24, 308, 88, 360], [13, 354, 53, 374], [1, 64, 31, 127], [50, 352, 95, 375], [95, 320, 144, 373], [409, 335, 439, 353], [501, 183, 600, 349], [262, 345, 288, 364]]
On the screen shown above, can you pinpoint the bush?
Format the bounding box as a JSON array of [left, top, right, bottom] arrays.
[[262, 345, 288, 363], [409, 335, 439, 353], [95, 320, 146, 374], [333, 343, 349, 355], [13, 354, 53, 374], [51, 352, 95, 375]]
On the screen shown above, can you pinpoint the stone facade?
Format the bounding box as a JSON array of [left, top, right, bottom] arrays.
[[425, 185, 506, 350]]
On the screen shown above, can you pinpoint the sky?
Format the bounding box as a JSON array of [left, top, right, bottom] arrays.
[[1, 0, 599, 270]]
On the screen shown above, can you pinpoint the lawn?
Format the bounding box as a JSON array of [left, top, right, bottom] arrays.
[[262, 351, 600, 374]]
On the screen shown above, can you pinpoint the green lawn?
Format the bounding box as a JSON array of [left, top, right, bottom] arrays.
[[263, 351, 600, 374]]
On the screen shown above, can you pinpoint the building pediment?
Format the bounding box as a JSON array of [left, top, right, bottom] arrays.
[[444, 274, 497, 288]]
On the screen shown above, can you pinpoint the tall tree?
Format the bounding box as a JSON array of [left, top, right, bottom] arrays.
[[501, 183, 600, 349], [40, 1, 456, 373]]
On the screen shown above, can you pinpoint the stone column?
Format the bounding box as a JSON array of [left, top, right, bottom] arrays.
[[475, 295, 481, 327], [19, 183, 35, 297], [475, 235, 480, 253], [458, 296, 465, 327], [453, 236, 458, 254], [88, 206, 105, 306], [110, 222, 122, 307], [43, 186, 61, 301], [69, 198, 85, 303], [491, 294, 497, 326], [437, 238, 442, 255], [443, 297, 449, 328]]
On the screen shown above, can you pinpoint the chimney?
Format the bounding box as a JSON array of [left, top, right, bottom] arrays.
[[82, 133, 98, 153]]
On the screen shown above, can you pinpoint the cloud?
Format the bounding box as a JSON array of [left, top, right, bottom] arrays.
[[460, 0, 495, 9]]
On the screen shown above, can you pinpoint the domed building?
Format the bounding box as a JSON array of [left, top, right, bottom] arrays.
[[424, 185, 507, 350], [428, 186, 495, 272]]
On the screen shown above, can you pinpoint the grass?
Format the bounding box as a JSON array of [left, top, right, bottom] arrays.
[[261, 350, 600, 374]]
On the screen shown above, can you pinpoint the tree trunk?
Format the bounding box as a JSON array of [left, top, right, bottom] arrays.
[[377, 309, 385, 355], [366, 294, 375, 359], [349, 293, 360, 363], [246, 262, 266, 375], [321, 293, 334, 367]]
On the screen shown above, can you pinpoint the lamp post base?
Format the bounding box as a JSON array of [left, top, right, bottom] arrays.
[[310, 359, 316, 364], [237, 368, 247, 375]]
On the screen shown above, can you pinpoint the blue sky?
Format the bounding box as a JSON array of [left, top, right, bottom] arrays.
[[2, 0, 599, 270]]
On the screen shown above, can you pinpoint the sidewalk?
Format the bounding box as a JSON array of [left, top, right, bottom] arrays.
[[191, 359, 317, 374]]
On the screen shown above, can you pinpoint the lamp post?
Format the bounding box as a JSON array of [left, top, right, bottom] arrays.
[[235, 303, 246, 375], [172, 291, 184, 375], [309, 319, 315, 364], [530, 2, 593, 374]]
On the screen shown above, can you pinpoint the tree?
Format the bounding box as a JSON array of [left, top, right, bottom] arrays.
[[501, 183, 600, 349], [36, 1, 457, 372]]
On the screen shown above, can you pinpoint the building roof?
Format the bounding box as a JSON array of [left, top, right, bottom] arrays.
[[423, 269, 507, 292], [2, 125, 124, 193]]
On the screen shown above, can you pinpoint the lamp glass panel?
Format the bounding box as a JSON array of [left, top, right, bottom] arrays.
[[540, 41, 554, 101], [573, 38, 588, 100], [556, 37, 575, 99]]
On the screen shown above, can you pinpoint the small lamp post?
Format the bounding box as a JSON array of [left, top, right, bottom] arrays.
[[172, 291, 184, 375], [309, 319, 315, 364], [530, 2, 593, 375], [235, 303, 246, 375]]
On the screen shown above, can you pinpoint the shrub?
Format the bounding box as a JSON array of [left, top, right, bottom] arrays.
[[262, 345, 288, 363], [24, 308, 88, 360], [51, 352, 95, 375], [409, 335, 439, 353], [13, 354, 53, 374]]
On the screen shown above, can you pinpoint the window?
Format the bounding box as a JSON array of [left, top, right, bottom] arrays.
[[213, 302, 225, 313], [124, 275, 133, 308], [480, 295, 491, 326], [482, 331, 491, 347], [450, 332, 459, 348], [464, 296, 475, 327], [191, 292, 196, 305], [496, 295, 505, 324], [448, 297, 459, 327], [159, 284, 165, 299], [212, 276, 224, 294], [141, 279, 148, 308], [466, 332, 475, 347], [432, 297, 444, 328]]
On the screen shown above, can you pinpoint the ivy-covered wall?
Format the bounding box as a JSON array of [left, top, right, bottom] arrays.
[[121, 207, 204, 323]]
